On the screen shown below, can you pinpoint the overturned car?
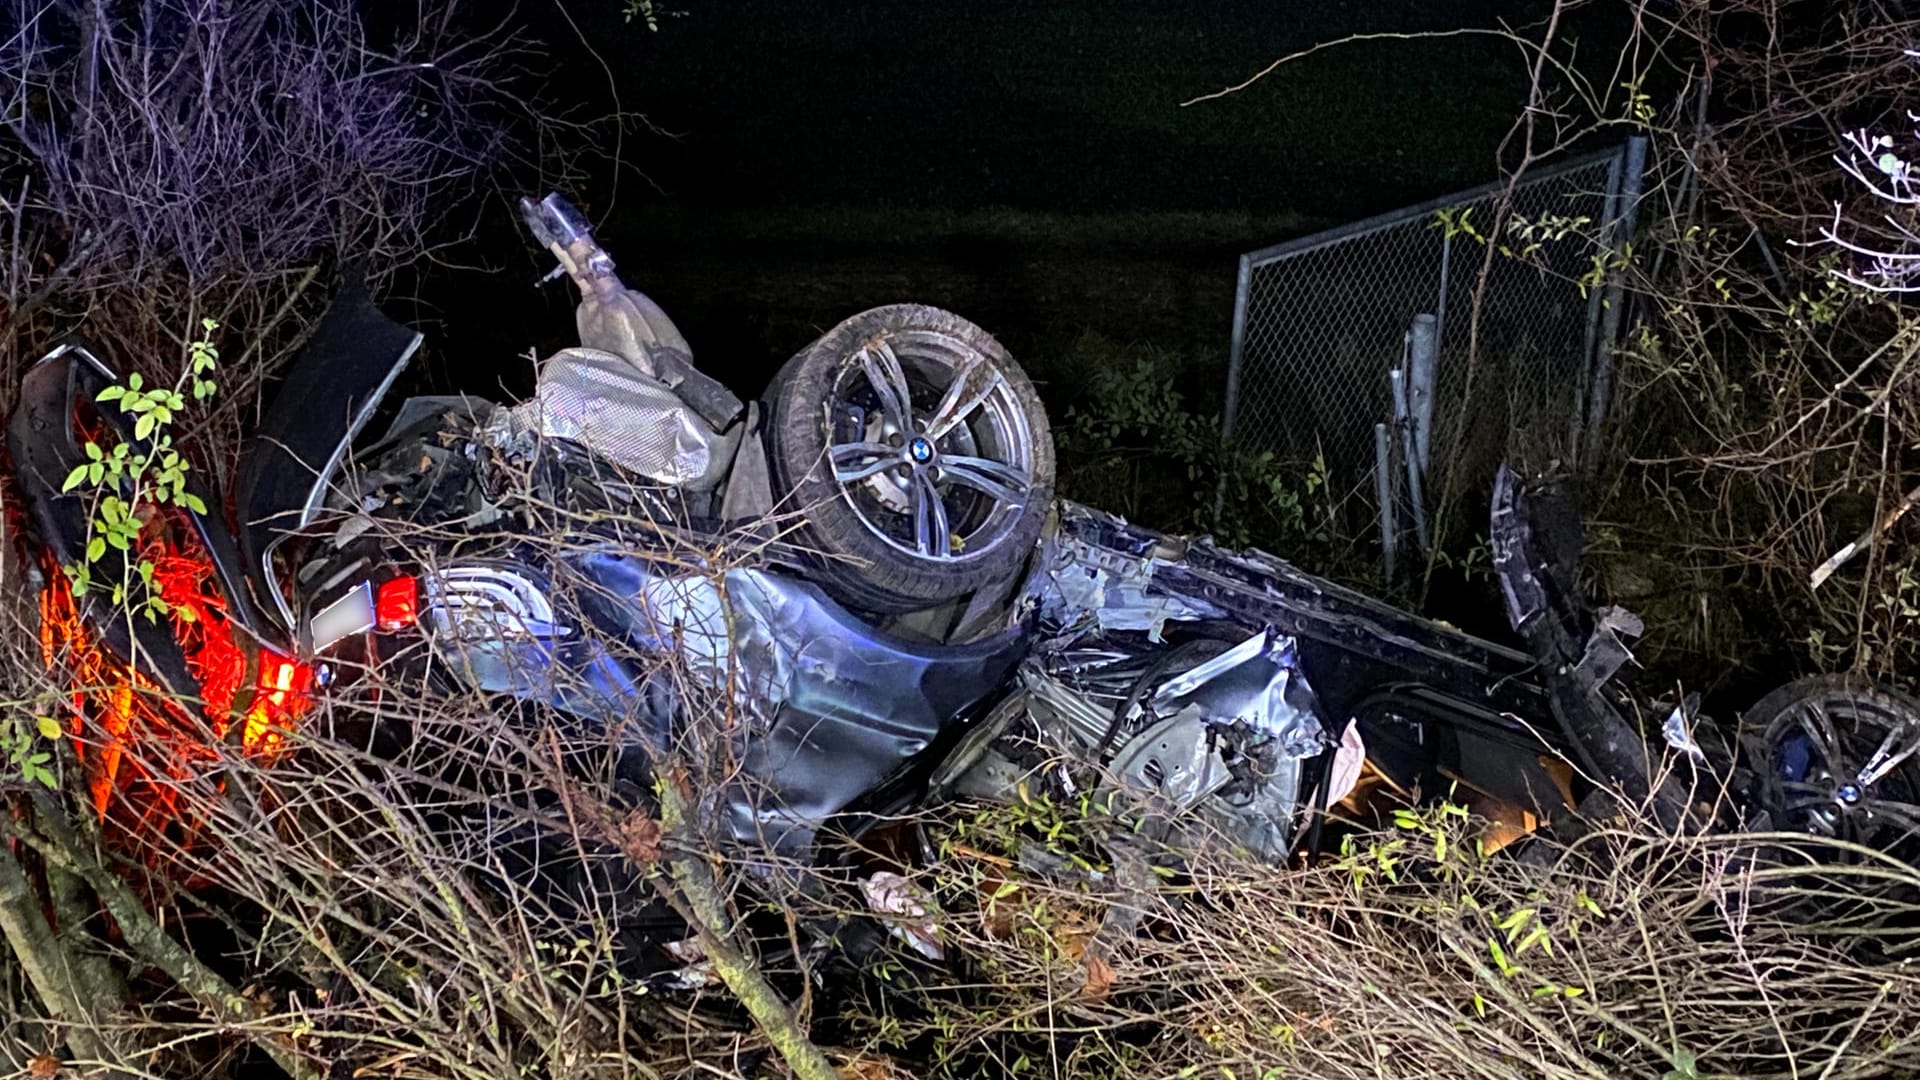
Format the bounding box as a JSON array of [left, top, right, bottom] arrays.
[[12, 195, 1920, 962]]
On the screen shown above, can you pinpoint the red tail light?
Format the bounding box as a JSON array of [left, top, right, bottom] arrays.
[[245, 652, 314, 752], [376, 575, 419, 631], [260, 655, 312, 707]]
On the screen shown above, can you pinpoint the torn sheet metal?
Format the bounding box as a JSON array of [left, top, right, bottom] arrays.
[[1149, 628, 1325, 754], [1036, 504, 1222, 640], [1572, 605, 1644, 688], [1132, 628, 1329, 858], [996, 621, 1329, 861], [1030, 500, 1551, 733], [487, 347, 736, 488]]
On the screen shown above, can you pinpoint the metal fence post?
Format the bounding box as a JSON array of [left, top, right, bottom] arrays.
[[1570, 146, 1626, 464], [1407, 313, 1437, 476], [1391, 366, 1429, 553], [1212, 253, 1254, 528], [1374, 422, 1397, 580], [1582, 135, 1648, 471]]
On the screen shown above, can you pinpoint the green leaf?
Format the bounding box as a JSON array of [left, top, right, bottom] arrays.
[[134, 413, 155, 440], [1487, 936, 1518, 977], [1497, 907, 1535, 940], [125, 372, 143, 392], [96, 385, 125, 404], [86, 537, 106, 562], [35, 716, 62, 740], [1662, 1047, 1700, 1080], [183, 492, 208, 515], [60, 464, 90, 492]]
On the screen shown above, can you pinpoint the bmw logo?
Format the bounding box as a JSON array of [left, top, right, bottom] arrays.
[[908, 436, 935, 463]]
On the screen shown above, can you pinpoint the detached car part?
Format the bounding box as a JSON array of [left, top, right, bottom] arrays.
[[765, 303, 1056, 613]]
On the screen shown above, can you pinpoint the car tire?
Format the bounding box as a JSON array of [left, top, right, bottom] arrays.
[[1745, 675, 1920, 858], [765, 304, 1054, 613]]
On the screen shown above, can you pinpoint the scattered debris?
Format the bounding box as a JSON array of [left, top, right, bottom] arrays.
[[1661, 703, 1708, 764], [861, 871, 943, 960], [1810, 482, 1920, 589]]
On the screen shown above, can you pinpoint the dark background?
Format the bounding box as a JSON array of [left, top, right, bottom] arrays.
[[409, 0, 1628, 416]]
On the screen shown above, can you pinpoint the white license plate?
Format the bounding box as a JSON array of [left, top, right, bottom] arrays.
[[309, 582, 375, 653]]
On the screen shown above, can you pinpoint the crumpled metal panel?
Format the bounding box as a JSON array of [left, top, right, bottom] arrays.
[[570, 553, 790, 725], [496, 347, 726, 487], [1034, 504, 1224, 641], [432, 630, 673, 755], [566, 550, 1028, 855], [933, 623, 1330, 861], [1038, 499, 1549, 729], [1150, 628, 1325, 756]]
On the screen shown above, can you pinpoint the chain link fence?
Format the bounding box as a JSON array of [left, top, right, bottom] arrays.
[[1218, 141, 1645, 567]]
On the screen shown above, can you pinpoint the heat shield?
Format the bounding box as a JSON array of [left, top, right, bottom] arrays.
[[495, 348, 736, 489]]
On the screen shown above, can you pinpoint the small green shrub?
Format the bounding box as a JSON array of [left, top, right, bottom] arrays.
[[1052, 330, 1351, 562], [59, 318, 220, 622]]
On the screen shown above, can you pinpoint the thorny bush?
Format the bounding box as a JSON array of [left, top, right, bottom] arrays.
[[1, 447, 848, 1076]]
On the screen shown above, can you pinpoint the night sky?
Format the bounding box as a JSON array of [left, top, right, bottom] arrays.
[[414, 0, 1623, 409]]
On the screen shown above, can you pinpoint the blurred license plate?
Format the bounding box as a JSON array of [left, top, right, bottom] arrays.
[[309, 582, 375, 653]]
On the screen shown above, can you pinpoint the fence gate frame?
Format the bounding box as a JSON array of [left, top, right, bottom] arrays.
[[1214, 138, 1648, 554]]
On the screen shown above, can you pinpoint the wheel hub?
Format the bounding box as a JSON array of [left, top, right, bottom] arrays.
[[1759, 686, 1920, 853], [826, 332, 1037, 562]]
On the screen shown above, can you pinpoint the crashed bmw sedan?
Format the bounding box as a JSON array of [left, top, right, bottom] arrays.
[[13, 193, 1920, 966]]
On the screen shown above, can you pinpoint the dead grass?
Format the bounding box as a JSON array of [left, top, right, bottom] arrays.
[[844, 797, 1920, 1080], [7, 485, 1920, 1078]]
